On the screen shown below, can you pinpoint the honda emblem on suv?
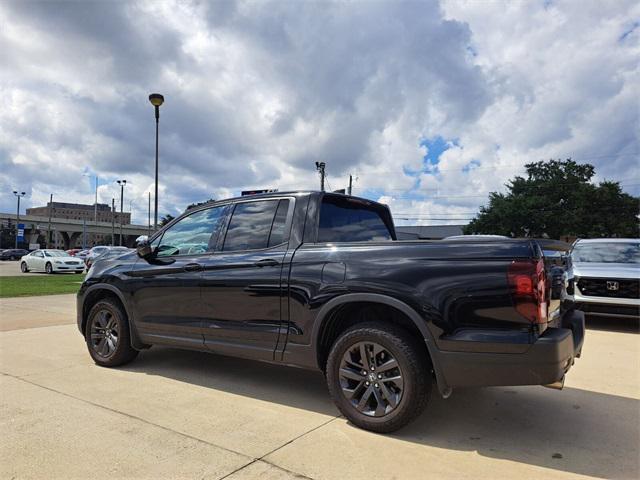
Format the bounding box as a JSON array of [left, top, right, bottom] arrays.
[[606, 281, 619, 291]]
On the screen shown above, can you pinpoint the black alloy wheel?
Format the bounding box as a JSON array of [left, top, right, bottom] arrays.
[[45, 262, 53, 274], [90, 309, 120, 359], [338, 341, 404, 417], [85, 299, 138, 367], [327, 321, 432, 433]]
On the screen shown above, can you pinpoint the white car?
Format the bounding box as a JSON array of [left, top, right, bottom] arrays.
[[568, 238, 639, 319], [20, 249, 85, 274]]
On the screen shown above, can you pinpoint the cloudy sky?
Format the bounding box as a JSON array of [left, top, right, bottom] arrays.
[[1, 0, 638, 226]]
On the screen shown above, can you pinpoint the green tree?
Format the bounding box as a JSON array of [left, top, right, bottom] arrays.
[[464, 159, 639, 239], [185, 198, 216, 210], [158, 214, 175, 227]]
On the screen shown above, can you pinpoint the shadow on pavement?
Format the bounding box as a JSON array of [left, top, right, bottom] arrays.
[[123, 346, 337, 416], [123, 346, 638, 479], [395, 386, 639, 479], [585, 315, 639, 334]]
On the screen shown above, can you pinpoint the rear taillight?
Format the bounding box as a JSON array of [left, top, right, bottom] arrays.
[[508, 259, 548, 324]]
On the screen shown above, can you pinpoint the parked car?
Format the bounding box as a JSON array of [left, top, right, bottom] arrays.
[[66, 248, 84, 257], [21, 249, 85, 274], [85, 246, 131, 269], [77, 191, 584, 433], [1, 248, 30, 260], [84, 246, 110, 268], [567, 238, 640, 319], [75, 249, 90, 261]]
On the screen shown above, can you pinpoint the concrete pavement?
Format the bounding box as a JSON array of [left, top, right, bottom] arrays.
[[1, 295, 638, 479], [0, 293, 77, 331]]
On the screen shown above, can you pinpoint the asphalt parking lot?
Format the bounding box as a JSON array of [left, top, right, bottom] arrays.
[[1, 294, 638, 479]]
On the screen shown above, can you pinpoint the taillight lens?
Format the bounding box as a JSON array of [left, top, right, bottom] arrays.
[[508, 259, 548, 323]]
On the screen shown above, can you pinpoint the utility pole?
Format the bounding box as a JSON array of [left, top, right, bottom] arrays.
[[111, 198, 116, 246], [315, 162, 326, 192], [348, 175, 353, 196], [94, 176, 98, 246], [148, 192, 151, 235], [12, 191, 25, 249], [117, 180, 126, 246], [82, 218, 87, 250], [47, 194, 53, 248]]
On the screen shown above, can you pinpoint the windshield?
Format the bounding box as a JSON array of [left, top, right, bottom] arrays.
[[572, 242, 640, 264], [44, 251, 70, 257]]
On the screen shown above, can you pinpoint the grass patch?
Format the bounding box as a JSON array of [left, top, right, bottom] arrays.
[[0, 274, 85, 298]]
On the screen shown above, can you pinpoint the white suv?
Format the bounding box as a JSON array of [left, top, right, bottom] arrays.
[[568, 238, 639, 319]]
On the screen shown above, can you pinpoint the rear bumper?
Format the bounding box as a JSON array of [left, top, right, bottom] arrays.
[[574, 301, 639, 319], [436, 309, 585, 389]]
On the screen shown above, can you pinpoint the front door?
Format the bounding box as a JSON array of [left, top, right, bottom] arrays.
[[31, 250, 45, 271], [200, 198, 293, 360], [129, 205, 229, 349]]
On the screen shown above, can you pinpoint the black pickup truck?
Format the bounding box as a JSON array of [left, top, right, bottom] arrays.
[[77, 191, 585, 432]]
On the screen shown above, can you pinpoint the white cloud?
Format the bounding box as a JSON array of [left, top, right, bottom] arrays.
[[0, 0, 637, 226]]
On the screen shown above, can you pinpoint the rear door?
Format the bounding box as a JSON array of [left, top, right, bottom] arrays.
[[200, 198, 293, 359]]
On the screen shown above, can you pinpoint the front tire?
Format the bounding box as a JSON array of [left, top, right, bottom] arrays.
[[326, 321, 432, 433], [20, 262, 29, 273], [45, 262, 53, 274], [85, 298, 138, 367]]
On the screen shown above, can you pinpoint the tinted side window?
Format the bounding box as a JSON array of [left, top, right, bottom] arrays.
[[157, 206, 227, 257], [223, 200, 286, 252], [268, 200, 290, 247], [318, 197, 392, 242]]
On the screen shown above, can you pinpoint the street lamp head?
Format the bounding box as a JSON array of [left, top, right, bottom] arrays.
[[149, 93, 164, 107]]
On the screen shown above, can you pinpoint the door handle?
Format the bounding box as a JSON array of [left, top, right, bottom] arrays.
[[254, 259, 279, 267], [183, 263, 203, 272]]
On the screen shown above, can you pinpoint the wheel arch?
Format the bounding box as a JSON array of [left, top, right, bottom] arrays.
[[311, 293, 449, 396], [81, 284, 145, 350]]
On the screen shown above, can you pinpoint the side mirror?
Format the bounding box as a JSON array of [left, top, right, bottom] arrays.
[[135, 235, 153, 259]]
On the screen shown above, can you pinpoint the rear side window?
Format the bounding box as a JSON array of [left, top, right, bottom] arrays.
[[223, 199, 291, 251], [268, 200, 290, 247], [318, 196, 392, 242]]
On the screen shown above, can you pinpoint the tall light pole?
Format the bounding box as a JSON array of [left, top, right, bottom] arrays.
[[47, 193, 53, 248], [148, 93, 164, 231], [147, 191, 151, 235], [111, 198, 116, 246], [12, 191, 26, 248], [117, 180, 127, 246], [83, 173, 99, 245]]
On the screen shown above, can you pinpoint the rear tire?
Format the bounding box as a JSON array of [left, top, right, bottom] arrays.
[[326, 321, 432, 433], [20, 262, 28, 273], [85, 298, 138, 367]]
